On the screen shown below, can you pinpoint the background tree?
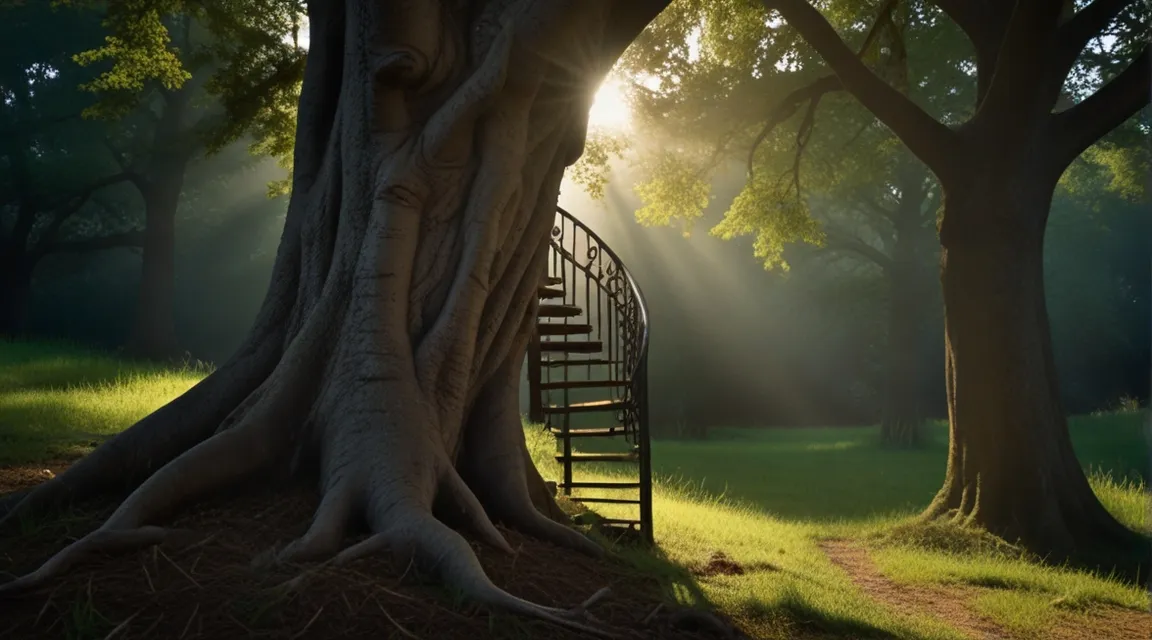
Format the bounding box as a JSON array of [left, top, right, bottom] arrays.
[[0, 4, 142, 335], [582, 0, 1151, 568], [573, 0, 977, 447], [65, 0, 305, 358], [731, 0, 1150, 567]]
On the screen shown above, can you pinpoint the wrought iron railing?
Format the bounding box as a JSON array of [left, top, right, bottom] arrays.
[[528, 206, 652, 542]]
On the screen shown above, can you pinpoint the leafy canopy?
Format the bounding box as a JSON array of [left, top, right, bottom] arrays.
[[57, 0, 306, 193]]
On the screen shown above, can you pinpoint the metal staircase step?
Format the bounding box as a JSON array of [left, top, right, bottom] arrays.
[[560, 481, 641, 490], [555, 452, 638, 463], [538, 286, 565, 299], [537, 323, 593, 336], [541, 358, 621, 367], [597, 518, 642, 527], [539, 340, 601, 354], [548, 426, 628, 437], [543, 276, 562, 286], [571, 497, 642, 505], [538, 304, 583, 318], [540, 379, 626, 390], [544, 399, 629, 414]]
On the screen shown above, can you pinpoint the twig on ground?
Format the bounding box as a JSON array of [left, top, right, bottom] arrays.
[[158, 547, 200, 588], [341, 591, 354, 614], [178, 603, 200, 640], [136, 613, 164, 638], [574, 586, 612, 616], [376, 597, 423, 639], [141, 556, 155, 592], [641, 603, 663, 625], [289, 605, 324, 640], [33, 583, 61, 626], [102, 607, 144, 639], [226, 611, 256, 636]]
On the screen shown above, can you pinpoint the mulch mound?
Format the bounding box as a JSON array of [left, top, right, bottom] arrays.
[[694, 552, 746, 577], [0, 466, 738, 640]]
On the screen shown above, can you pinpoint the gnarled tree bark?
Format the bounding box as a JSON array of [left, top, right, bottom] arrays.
[[766, 0, 1150, 576], [0, 0, 668, 631], [927, 162, 1149, 573]]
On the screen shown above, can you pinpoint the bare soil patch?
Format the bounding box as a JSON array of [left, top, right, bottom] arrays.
[[695, 552, 747, 577], [821, 539, 1152, 640], [0, 464, 735, 640]]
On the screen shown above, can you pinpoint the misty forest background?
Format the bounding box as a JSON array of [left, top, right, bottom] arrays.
[[3, 5, 1148, 437]]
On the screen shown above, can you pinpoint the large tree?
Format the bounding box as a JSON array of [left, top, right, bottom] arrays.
[[0, 0, 670, 630], [612, 0, 1150, 565], [1, 0, 1147, 625], [750, 0, 1150, 566]]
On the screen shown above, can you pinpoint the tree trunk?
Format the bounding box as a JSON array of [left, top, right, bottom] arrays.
[[879, 165, 931, 448], [879, 254, 924, 448], [0, 255, 33, 337], [925, 169, 1149, 577], [125, 175, 184, 360], [125, 89, 193, 361], [0, 0, 668, 628]]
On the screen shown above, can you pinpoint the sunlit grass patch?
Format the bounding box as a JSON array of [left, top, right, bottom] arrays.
[[0, 341, 206, 464], [3, 340, 1150, 640], [870, 542, 1149, 612], [1088, 468, 1149, 534], [969, 590, 1056, 638]]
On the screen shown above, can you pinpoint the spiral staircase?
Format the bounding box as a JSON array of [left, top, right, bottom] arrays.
[[526, 207, 652, 544]]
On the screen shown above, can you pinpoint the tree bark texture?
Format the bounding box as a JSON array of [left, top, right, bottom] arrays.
[[928, 163, 1149, 576], [764, 0, 1150, 573], [125, 90, 192, 361], [0, 0, 668, 630]]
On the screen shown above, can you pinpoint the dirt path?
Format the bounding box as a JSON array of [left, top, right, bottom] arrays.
[[821, 540, 1009, 639], [820, 540, 1152, 640]]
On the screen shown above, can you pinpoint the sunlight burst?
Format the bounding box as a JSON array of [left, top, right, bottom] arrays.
[[587, 77, 632, 131]]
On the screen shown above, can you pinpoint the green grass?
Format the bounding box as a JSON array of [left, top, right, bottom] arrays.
[[2, 340, 1150, 639], [0, 341, 206, 464]]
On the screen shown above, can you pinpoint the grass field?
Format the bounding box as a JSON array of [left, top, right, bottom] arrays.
[[2, 340, 1150, 639]]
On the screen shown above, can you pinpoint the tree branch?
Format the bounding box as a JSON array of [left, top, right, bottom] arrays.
[[747, 75, 842, 179], [823, 229, 893, 271], [42, 230, 145, 255], [603, 0, 673, 67], [763, 0, 961, 183], [971, 0, 1068, 130], [930, 0, 1015, 103], [747, 0, 898, 178], [30, 172, 136, 259], [1049, 45, 1150, 170], [1052, 0, 1133, 78]]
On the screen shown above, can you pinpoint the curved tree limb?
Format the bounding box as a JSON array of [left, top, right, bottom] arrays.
[[763, 0, 961, 184], [823, 228, 893, 271], [747, 0, 898, 179], [1048, 45, 1150, 172], [1052, 0, 1136, 79], [969, 0, 1068, 134], [930, 0, 1014, 102], [747, 75, 842, 180], [41, 230, 145, 255]]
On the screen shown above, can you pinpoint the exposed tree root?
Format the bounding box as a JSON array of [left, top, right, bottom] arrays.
[[0, 527, 197, 596], [373, 509, 619, 637], [0, 1, 668, 636]]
